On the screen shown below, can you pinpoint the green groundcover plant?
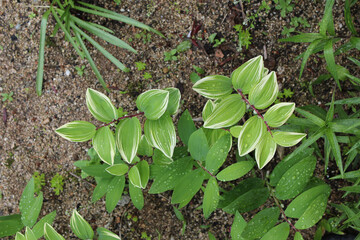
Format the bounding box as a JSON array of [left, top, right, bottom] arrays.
[[36, 0, 163, 96]]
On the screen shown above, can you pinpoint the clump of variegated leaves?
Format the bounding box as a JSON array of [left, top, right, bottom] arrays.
[[193, 55, 307, 168], [56, 87, 180, 190]]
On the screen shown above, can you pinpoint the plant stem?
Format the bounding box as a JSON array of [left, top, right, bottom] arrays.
[[196, 160, 216, 178], [96, 112, 144, 130], [236, 89, 272, 136]]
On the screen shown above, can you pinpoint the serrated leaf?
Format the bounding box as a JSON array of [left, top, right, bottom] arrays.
[[260, 223, 289, 240], [216, 161, 254, 181], [264, 102, 295, 127], [70, 210, 94, 240], [164, 87, 181, 115], [231, 211, 247, 240], [93, 126, 115, 165], [86, 88, 118, 123], [188, 128, 210, 162], [44, 223, 65, 240], [276, 155, 316, 200], [136, 89, 169, 120], [97, 227, 121, 240], [193, 75, 233, 99], [128, 160, 149, 189], [178, 109, 196, 146], [115, 117, 141, 164], [106, 164, 128, 176], [106, 176, 125, 213], [32, 211, 57, 239], [231, 56, 264, 94], [0, 214, 23, 238], [203, 177, 219, 219], [129, 182, 144, 210], [249, 71, 279, 109], [273, 131, 307, 147], [255, 131, 277, 169], [144, 115, 176, 159], [205, 133, 232, 173], [202, 100, 216, 122], [238, 116, 266, 156], [204, 94, 246, 129], [56, 121, 96, 142]]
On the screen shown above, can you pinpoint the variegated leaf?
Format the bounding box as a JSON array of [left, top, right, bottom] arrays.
[[273, 131, 307, 147], [193, 75, 233, 99], [55, 121, 96, 142], [164, 87, 181, 115], [93, 126, 115, 165], [202, 100, 216, 122], [136, 89, 169, 120], [238, 116, 266, 156], [264, 102, 295, 127], [255, 131, 277, 169], [86, 88, 118, 123], [249, 71, 279, 109], [129, 160, 149, 189], [70, 210, 94, 240]]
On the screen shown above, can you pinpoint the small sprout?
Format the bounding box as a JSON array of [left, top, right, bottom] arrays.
[[75, 65, 85, 77], [114, 0, 121, 5], [135, 62, 147, 71], [213, 38, 225, 48], [1, 91, 13, 103], [50, 173, 64, 195], [208, 33, 217, 43], [164, 49, 177, 61], [33, 171, 45, 194], [28, 12, 36, 19], [143, 72, 152, 80], [132, 216, 138, 222]]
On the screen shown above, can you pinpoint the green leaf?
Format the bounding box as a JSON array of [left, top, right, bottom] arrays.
[[137, 135, 153, 157], [106, 164, 128, 176], [188, 128, 210, 162], [106, 176, 125, 213], [275, 155, 316, 200], [204, 94, 245, 129], [149, 157, 193, 194], [144, 115, 176, 159], [238, 116, 266, 156], [128, 160, 149, 189], [176, 40, 191, 52], [325, 129, 344, 176], [21, 192, 43, 228], [92, 177, 112, 203], [32, 211, 57, 239], [15, 233, 26, 240], [70, 210, 94, 240], [205, 133, 232, 173], [273, 131, 307, 147], [241, 207, 280, 239], [231, 211, 247, 240], [178, 109, 196, 146], [202, 100, 216, 122], [171, 169, 205, 207], [203, 177, 219, 219], [295, 108, 326, 127], [115, 117, 141, 164], [279, 33, 324, 43], [164, 87, 181, 115], [249, 71, 279, 109], [230, 125, 242, 138], [25, 227, 37, 240], [44, 223, 65, 240], [36, 10, 50, 96], [55, 121, 96, 142], [319, 0, 335, 36], [326, 92, 336, 123], [136, 89, 169, 120], [129, 181, 144, 210], [255, 131, 277, 169], [324, 40, 340, 88], [299, 39, 323, 80], [216, 161, 254, 181], [93, 126, 116, 165], [294, 232, 304, 240], [340, 185, 360, 193], [193, 75, 233, 99], [152, 148, 173, 165], [260, 223, 289, 240], [231, 56, 264, 94], [80, 164, 113, 178], [97, 227, 121, 240], [86, 88, 118, 123], [0, 214, 24, 238], [264, 103, 295, 127]]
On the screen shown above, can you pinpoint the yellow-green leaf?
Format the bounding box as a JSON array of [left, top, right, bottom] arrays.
[[106, 164, 129, 176], [249, 71, 279, 109], [70, 210, 94, 240], [216, 161, 254, 181], [136, 89, 169, 120], [86, 88, 118, 123], [238, 116, 266, 156], [264, 102, 295, 127], [273, 131, 306, 147], [93, 126, 116, 165], [255, 131, 277, 169], [193, 75, 233, 99], [55, 121, 96, 142]]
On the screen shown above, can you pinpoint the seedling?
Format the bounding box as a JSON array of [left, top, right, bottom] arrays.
[[33, 171, 45, 195], [208, 33, 225, 48], [143, 72, 152, 80], [1, 91, 13, 103], [135, 61, 147, 71], [135, 31, 152, 44], [29, 12, 36, 19], [114, 0, 121, 5], [50, 173, 64, 195], [190, 65, 205, 83], [75, 65, 85, 77], [164, 49, 177, 61], [274, 0, 294, 17], [234, 24, 252, 51]]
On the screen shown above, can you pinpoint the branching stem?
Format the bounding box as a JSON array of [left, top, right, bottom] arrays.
[[196, 160, 216, 178], [96, 112, 144, 130]]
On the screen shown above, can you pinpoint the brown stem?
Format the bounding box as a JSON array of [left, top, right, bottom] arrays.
[[96, 112, 144, 130], [196, 160, 216, 178], [236, 89, 272, 136]]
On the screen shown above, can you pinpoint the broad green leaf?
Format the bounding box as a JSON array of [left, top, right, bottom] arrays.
[[205, 133, 232, 173], [178, 109, 196, 146], [203, 177, 219, 219], [115, 117, 141, 164], [279, 33, 324, 43], [79, 164, 113, 178], [249, 71, 279, 109], [231, 56, 264, 94], [202, 100, 216, 122], [56, 121, 96, 142], [264, 103, 295, 127], [137, 135, 153, 157], [188, 128, 210, 162], [0, 214, 23, 238], [128, 160, 149, 189], [171, 169, 205, 207], [325, 129, 344, 176], [86, 88, 118, 123], [92, 178, 112, 202], [276, 155, 316, 200], [203, 128, 229, 147], [241, 207, 280, 239], [294, 232, 304, 240], [136, 89, 169, 120], [36, 9, 51, 96], [231, 211, 247, 240], [97, 227, 121, 240], [106, 164, 128, 176], [164, 87, 181, 115], [193, 75, 232, 99], [255, 131, 277, 169], [106, 176, 125, 213], [230, 125, 242, 138], [44, 223, 65, 240], [93, 126, 115, 165], [25, 227, 37, 240], [260, 223, 289, 240], [238, 116, 266, 156], [152, 148, 173, 165], [19, 178, 35, 214], [273, 131, 306, 147], [15, 233, 26, 240], [204, 94, 246, 129], [70, 210, 94, 240], [129, 182, 144, 210], [144, 115, 176, 159], [216, 161, 254, 181], [32, 211, 57, 239], [21, 192, 43, 228]]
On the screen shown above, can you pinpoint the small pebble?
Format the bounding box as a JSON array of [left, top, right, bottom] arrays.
[[65, 70, 71, 76]]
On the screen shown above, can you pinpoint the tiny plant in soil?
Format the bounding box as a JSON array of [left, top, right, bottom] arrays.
[[135, 61, 147, 71], [143, 72, 152, 80], [50, 173, 64, 195], [234, 24, 252, 51], [1, 91, 13, 103], [274, 0, 294, 17], [33, 171, 45, 195], [75, 65, 85, 77]]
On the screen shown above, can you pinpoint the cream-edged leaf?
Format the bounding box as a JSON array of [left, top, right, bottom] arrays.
[[264, 102, 295, 127], [44, 223, 65, 240], [93, 126, 115, 165], [55, 121, 96, 142], [115, 118, 141, 163], [129, 161, 149, 189], [249, 71, 279, 109], [238, 116, 266, 156], [86, 88, 118, 123], [164, 87, 181, 115], [193, 75, 233, 99], [106, 164, 129, 176], [202, 100, 216, 122], [255, 131, 277, 169], [136, 89, 169, 120], [70, 210, 94, 240], [273, 131, 307, 147]]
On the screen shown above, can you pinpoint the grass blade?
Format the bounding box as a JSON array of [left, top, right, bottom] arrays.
[[74, 28, 109, 92], [71, 22, 130, 72], [324, 137, 330, 174], [325, 128, 344, 177], [326, 92, 335, 123], [327, 97, 360, 105], [324, 40, 340, 89], [348, 57, 360, 67], [88, 22, 114, 34], [295, 108, 326, 127], [319, 0, 335, 36], [36, 9, 51, 96], [51, 6, 70, 37], [345, 73, 360, 85], [298, 39, 322, 80], [345, 0, 358, 36], [278, 33, 324, 43]]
